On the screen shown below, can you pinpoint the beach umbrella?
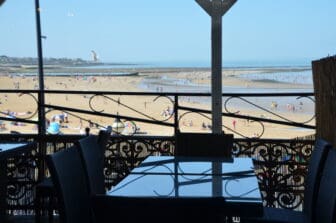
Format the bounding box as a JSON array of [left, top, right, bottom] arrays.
[[196, 0, 237, 134]]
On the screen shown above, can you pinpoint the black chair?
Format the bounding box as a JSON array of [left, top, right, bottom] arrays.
[[314, 147, 336, 223], [241, 138, 332, 223], [35, 129, 110, 222], [46, 146, 92, 223], [77, 133, 108, 194], [97, 129, 111, 155], [175, 132, 233, 157], [34, 177, 56, 223]]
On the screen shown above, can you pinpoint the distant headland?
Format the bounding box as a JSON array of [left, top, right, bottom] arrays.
[[0, 55, 138, 68]]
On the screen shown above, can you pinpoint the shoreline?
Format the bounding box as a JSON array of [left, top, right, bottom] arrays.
[[0, 64, 311, 75], [0, 67, 315, 138]]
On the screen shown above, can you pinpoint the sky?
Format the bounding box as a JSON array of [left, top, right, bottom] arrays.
[[0, 0, 335, 67]]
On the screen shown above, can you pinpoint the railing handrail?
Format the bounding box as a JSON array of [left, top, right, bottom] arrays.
[[0, 89, 314, 97]]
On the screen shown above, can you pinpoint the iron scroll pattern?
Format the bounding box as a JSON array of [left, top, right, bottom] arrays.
[[102, 136, 313, 210], [233, 139, 314, 210], [6, 150, 38, 214], [0, 135, 314, 212], [104, 136, 175, 189], [0, 90, 316, 138], [223, 95, 315, 138], [1, 135, 38, 215], [0, 92, 38, 127], [0, 134, 81, 214], [224, 95, 315, 125], [89, 94, 175, 123]]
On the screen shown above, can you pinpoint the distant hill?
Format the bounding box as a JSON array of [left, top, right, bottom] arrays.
[[0, 55, 102, 67]]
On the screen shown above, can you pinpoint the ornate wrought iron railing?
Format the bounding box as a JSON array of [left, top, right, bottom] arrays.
[[0, 134, 314, 214], [0, 90, 315, 138], [0, 90, 316, 214]]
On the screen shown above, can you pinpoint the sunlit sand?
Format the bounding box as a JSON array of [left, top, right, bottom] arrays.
[[0, 67, 315, 139]]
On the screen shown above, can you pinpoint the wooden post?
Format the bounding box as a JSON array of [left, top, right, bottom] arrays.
[[312, 56, 336, 146]]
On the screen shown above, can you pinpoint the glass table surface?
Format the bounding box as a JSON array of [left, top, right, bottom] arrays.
[[108, 156, 262, 203], [0, 143, 29, 152]]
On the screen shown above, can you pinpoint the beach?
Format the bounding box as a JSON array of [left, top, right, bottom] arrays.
[[0, 67, 315, 138]]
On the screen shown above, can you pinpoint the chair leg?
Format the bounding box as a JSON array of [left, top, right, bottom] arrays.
[[48, 195, 54, 222], [35, 190, 41, 223], [36, 188, 56, 223]]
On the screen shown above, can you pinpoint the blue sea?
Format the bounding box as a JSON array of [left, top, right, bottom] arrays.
[[80, 59, 311, 69]]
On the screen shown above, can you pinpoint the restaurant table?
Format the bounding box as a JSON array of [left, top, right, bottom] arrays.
[[100, 156, 263, 222], [0, 142, 37, 221]]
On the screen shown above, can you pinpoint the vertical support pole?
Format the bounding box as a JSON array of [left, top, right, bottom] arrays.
[[35, 0, 46, 136], [211, 15, 223, 134], [196, 0, 237, 134], [35, 0, 46, 182], [174, 95, 179, 156], [211, 13, 224, 198], [195, 0, 237, 200], [174, 95, 179, 135]]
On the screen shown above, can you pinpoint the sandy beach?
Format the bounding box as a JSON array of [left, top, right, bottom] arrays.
[[0, 67, 315, 138]]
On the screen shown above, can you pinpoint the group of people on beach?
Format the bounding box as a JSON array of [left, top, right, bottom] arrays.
[[270, 101, 304, 112], [46, 112, 70, 134], [161, 106, 174, 118]]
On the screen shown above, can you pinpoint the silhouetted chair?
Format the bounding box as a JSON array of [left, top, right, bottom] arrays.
[[46, 146, 93, 223], [175, 132, 233, 157], [35, 177, 55, 223], [97, 128, 111, 155], [314, 147, 336, 223], [241, 138, 331, 223], [35, 129, 110, 222], [77, 131, 110, 194]]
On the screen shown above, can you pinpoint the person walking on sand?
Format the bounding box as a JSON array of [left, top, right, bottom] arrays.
[[232, 119, 237, 130]]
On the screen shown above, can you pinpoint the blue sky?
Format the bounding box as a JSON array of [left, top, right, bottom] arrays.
[[0, 0, 335, 66]]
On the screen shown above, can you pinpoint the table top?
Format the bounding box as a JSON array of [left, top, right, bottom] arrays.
[[108, 156, 262, 204], [0, 142, 36, 159]]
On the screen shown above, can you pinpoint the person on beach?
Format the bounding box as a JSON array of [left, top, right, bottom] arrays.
[[0, 120, 6, 131], [232, 119, 237, 130], [46, 122, 62, 135], [271, 101, 278, 110], [51, 112, 68, 123]]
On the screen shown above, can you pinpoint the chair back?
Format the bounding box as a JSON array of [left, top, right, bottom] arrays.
[[303, 138, 331, 221], [175, 132, 233, 157], [77, 135, 106, 194], [315, 148, 336, 223], [97, 129, 111, 155], [46, 146, 92, 223]]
